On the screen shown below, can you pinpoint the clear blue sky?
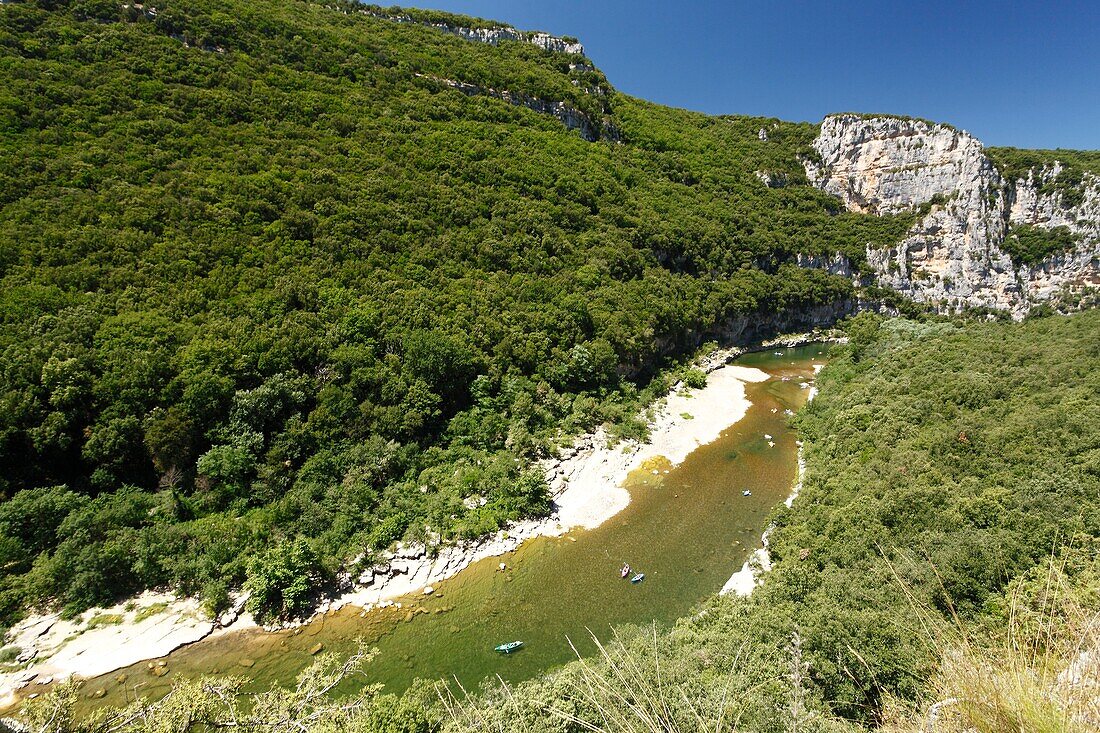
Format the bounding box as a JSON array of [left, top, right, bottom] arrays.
[[410, 1, 1099, 150]]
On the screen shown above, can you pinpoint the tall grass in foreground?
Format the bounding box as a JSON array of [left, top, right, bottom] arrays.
[[438, 626, 852, 733], [438, 627, 736, 733], [884, 553, 1100, 733], [439, 551, 1099, 733]]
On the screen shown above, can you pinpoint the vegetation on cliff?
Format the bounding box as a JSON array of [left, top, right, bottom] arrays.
[[987, 146, 1100, 209], [986, 146, 1098, 267], [1000, 223, 1081, 267]]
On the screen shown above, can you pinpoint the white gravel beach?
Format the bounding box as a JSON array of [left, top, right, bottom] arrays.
[[0, 358, 775, 707]]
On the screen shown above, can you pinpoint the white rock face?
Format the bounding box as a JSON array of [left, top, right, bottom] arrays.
[[806, 114, 1100, 316], [807, 115, 997, 216], [367, 11, 584, 55], [446, 27, 584, 56]]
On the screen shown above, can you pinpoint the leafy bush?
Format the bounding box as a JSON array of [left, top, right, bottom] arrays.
[[1000, 224, 1080, 267], [244, 538, 325, 623], [681, 368, 707, 389]]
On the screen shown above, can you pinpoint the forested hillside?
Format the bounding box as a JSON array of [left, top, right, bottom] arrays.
[[0, 0, 917, 623], [449, 309, 1100, 731], [16, 308, 1099, 733]]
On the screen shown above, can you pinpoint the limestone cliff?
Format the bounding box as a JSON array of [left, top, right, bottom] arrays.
[[806, 114, 1099, 316], [1008, 164, 1100, 303]]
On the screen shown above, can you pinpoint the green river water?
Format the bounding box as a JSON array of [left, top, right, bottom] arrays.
[[72, 345, 827, 709]]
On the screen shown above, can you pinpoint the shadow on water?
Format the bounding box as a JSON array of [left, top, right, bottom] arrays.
[[75, 345, 829, 709]]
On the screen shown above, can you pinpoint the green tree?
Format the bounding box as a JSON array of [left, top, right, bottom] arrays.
[[244, 538, 324, 623]]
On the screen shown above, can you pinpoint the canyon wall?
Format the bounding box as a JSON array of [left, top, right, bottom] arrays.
[[806, 114, 1100, 316]]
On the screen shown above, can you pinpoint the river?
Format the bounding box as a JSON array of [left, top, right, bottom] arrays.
[[77, 345, 827, 710]]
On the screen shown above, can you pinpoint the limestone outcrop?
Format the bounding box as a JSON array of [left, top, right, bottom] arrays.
[[1009, 164, 1100, 302], [372, 11, 614, 142], [415, 74, 619, 143], [364, 10, 585, 56], [806, 114, 1100, 316]]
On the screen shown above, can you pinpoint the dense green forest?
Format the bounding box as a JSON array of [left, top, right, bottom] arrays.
[[3, 0, 1099, 730], [17, 309, 1100, 732], [438, 308, 1100, 731], [0, 0, 919, 624]]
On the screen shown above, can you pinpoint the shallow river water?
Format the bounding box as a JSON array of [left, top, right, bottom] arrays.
[[81, 345, 827, 709]]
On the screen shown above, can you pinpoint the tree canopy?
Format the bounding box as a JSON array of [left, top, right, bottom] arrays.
[[0, 0, 918, 623]]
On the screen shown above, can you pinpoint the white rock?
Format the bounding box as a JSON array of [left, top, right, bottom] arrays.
[[805, 114, 1100, 317]]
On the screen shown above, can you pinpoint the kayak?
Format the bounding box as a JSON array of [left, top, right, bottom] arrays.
[[494, 641, 524, 653], [630, 573, 645, 584]]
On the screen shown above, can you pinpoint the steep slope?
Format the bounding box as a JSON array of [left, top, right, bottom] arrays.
[[806, 114, 1100, 316], [0, 0, 910, 624], [0, 0, 1095, 629]]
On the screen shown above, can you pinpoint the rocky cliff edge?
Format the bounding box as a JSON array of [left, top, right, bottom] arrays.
[[805, 114, 1099, 317]]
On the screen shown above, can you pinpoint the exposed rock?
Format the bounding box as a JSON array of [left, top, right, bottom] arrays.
[[364, 10, 585, 56], [793, 252, 860, 280], [217, 594, 247, 628], [0, 718, 29, 733], [0, 591, 223, 706], [394, 543, 425, 560], [414, 73, 618, 142], [754, 170, 787, 188], [805, 114, 1100, 317], [1009, 167, 1100, 302], [358, 12, 614, 143]]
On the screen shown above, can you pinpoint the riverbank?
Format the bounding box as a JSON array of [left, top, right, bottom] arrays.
[[309, 361, 771, 614], [0, 592, 229, 708], [720, 362, 824, 596], [82, 345, 826, 703], [2, 341, 811, 708]]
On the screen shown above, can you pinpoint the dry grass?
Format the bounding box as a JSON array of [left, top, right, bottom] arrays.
[[436, 626, 837, 733], [440, 554, 1100, 733], [438, 627, 737, 733], [884, 554, 1100, 733], [542, 631, 734, 733]]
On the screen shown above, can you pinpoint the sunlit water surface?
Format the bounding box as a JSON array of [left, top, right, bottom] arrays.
[[75, 346, 828, 710]]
